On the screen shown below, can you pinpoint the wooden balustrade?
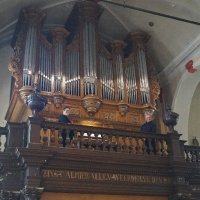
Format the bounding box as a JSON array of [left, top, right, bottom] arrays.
[[40, 121, 169, 156], [184, 145, 200, 162]]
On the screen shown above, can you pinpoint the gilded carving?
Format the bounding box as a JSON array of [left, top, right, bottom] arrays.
[[103, 113, 115, 121], [70, 108, 80, 116], [8, 32, 25, 88], [19, 86, 33, 103], [149, 77, 160, 108], [53, 94, 65, 108], [82, 95, 102, 116], [51, 27, 70, 43], [118, 102, 129, 116]]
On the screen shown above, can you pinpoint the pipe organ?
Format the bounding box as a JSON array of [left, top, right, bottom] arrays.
[[8, 0, 160, 130]]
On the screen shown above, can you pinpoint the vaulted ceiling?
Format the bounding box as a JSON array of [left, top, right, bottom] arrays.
[[0, 0, 200, 74]]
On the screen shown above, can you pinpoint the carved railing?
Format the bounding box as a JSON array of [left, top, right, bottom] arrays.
[[184, 145, 200, 163], [40, 121, 170, 156]]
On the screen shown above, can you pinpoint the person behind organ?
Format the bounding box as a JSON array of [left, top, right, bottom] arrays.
[[140, 110, 156, 133], [58, 107, 74, 147], [140, 110, 156, 154]]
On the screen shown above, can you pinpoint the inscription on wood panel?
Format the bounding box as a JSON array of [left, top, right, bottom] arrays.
[[42, 170, 171, 185]]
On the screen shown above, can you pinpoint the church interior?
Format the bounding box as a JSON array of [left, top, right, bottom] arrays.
[[0, 0, 200, 199]]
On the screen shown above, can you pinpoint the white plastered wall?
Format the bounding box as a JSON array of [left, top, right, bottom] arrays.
[[173, 70, 200, 143], [0, 45, 12, 151], [171, 44, 200, 143], [159, 34, 200, 144]]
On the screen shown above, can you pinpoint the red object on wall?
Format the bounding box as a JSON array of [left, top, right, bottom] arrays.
[[185, 60, 197, 73]]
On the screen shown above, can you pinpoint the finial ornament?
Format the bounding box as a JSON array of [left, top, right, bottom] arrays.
[[163, 106, 179, 133], [26, 83, 47, 117]]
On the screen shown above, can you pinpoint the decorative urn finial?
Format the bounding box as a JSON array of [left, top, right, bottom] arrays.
[[163, 106, 179, 133], [26, 84, 47, 117]]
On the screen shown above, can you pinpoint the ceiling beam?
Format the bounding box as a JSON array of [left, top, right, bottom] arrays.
[[101, 0, 200, 26]]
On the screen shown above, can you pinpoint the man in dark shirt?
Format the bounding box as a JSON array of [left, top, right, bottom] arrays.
[[58, 107, 74, 147], [140, 111, 156, 154], [140, 113, 156, 133]]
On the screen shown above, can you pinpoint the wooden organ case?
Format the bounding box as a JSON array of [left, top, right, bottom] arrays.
[[7, 0, 160, 130]]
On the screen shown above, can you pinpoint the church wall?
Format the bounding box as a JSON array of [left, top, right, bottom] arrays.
[[188, 81, 200, 145], [0, 45, 12, 151], [159, 41, 200, 142], [0, 45, 12, 127]]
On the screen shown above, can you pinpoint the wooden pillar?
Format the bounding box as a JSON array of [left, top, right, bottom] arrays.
[[6, 122, 27, 148], [27, 117, 42, 146]]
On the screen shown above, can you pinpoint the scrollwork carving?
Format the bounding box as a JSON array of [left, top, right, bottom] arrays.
[[53, 94, 65, 108], [149, 77, 160, 108], [118, 102, 129, 116], [8, 32, 25, 88], [83, 95, 101, 116]]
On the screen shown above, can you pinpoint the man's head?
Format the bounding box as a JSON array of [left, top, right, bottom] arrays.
[[144, 114, 153, 123], [63, 107, 70, 116], [144, 110, 154, 123]]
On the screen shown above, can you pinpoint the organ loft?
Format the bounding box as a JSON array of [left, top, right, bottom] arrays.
[[0, 1, 199, 200]]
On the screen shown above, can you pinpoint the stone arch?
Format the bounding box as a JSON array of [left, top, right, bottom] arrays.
[[172, 70, 200, 143]]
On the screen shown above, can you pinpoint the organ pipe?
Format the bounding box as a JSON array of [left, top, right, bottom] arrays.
[[111, 41, 126, 102], [38, 37, 52, 92], [125, 57, 138, 104], [52, 28, 69, 93], [99, 53, 115, 100], [78, 0, 102, 96], [22, 8, 44, 87], [83, 21, 97, 95], [65, 48, 80, 96], [132, 32, 150, 105]]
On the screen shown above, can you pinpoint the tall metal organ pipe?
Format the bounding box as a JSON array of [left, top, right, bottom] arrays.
[[133, 32, 150, 105], [22, 8, 44, 87], [111, 41, 126, 102], [52, 28, 69, 93], [38, 40, 52, 92], [78, 1, 102, 96]]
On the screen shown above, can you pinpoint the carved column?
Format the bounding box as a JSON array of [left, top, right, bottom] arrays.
[[27, 117, 43, 146], [52, 27, 69, 97], [19, 7, 45, 102], [6, 122, 27, 148], [8, 30, 25, 89]]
